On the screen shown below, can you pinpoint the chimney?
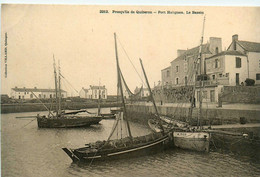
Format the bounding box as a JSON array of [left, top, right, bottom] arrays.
[[177, 49, 186, 57], [209, 37, 222, 54], [232, 34, 238, 41]]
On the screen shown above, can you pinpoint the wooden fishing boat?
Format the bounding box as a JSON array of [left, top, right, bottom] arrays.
[[62, 33, 171, 163], [171, 17, 210, 152], [36, 57, 102, 128], [37, 112, 102, 128]]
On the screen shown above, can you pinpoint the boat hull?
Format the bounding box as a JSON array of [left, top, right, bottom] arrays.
[[62, 134, 171, 163], [37, 115, 102, 128], [101, 113, 116, 119], [173, 131, 210, 152]]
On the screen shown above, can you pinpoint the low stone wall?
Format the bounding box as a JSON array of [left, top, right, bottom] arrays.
[[222, 86, 260, 103], [153, 86, 193, 103], [126, 104, 260, 126]]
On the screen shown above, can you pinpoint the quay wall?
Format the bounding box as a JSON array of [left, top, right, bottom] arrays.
[[1, 102, 120, 114], [126, 104, 260, 125], [127, 104, 260, 158]]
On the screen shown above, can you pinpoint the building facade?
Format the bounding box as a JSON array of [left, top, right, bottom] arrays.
[[79, 85, 107, 99], [11, 87, 67, 99], [159, 34, 260, 103], [162, 37, 222, 87], [161, 66, 171, 86], [205, 50, 247, 86], [227, 34, 260, 85]]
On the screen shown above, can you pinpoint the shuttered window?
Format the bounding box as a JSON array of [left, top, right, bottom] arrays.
[[236, 57, 241, 68]]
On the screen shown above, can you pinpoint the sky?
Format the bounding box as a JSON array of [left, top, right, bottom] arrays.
[[1, 5, 260, 96]]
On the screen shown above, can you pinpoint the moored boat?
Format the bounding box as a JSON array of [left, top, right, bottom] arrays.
[[173, 131, 210, 152], [35, 57, 102, 128], [171, 16, 210, 152], [62, 33, 172, 163]]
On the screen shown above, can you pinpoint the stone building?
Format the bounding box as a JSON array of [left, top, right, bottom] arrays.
[[161, 37, 222, 87]]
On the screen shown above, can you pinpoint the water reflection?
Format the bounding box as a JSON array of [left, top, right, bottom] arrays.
[[2, 110, 260, 177]]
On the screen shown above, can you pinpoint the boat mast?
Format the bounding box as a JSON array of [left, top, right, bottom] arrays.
[[197, 16, 206, 129], [98, 79, 101, 116], [58, 60, 62, 115], [53, 55, 59, 117], [114, 33, 133, 139], [139, 58, 165, 134]]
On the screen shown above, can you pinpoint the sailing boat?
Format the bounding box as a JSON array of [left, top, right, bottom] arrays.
[[172, 16, 210, 152], [36, 57, 103, 128], [62, 33, 171, 163]]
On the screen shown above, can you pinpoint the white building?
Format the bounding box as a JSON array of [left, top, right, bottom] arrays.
[[227, 34, 260, 85], [205, 50, 248, 86], [79, 85, 107, 99], [11, 87, 67, 99]]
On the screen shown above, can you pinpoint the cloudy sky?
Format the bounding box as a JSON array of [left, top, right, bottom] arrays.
[[1, 5, 260, 96]]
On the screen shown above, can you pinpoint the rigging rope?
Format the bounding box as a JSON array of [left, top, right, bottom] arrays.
[[117, 35, 147, 88], [59, 73, 79, 93]]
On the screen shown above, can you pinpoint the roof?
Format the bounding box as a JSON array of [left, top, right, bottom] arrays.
[[237, 40, 260, 52], [161, 66, 171, 71], [81, 88, 89, 93], [171, 43, 211, 63], [90, 86, 106, 90], [206, 50, 246, 59], [12, 87, 66, 93]]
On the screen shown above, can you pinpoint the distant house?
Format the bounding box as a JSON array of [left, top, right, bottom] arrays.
[[134, 87, 150, 98], [10, 87, 67, 99], [79, 85, 107, 99], [227, 34, 260, 85]]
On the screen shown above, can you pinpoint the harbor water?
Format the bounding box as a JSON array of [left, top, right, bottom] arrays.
[[2, 109, 260, 177]]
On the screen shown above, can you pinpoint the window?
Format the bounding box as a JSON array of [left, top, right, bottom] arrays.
[[215, 47, 219, 54], [212, 75, 215, 80], [219, 73, 222, 77], [30, 94, 33, 98], [166, 70, 170, 77], [50, 94, 52, 98], [203, 91, 207, 99], [176, 78, 179, 85], [39, 94, 41, 98], [185, 76, 188, 86], [236, 57, 241, 68], [215, 59, 218, 68], [226, 73, 229, 77], [256, 74, 260, 80], [184, 62, 187, 72], [176, 66, 179, 72], [24, 92, 26, 95]]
